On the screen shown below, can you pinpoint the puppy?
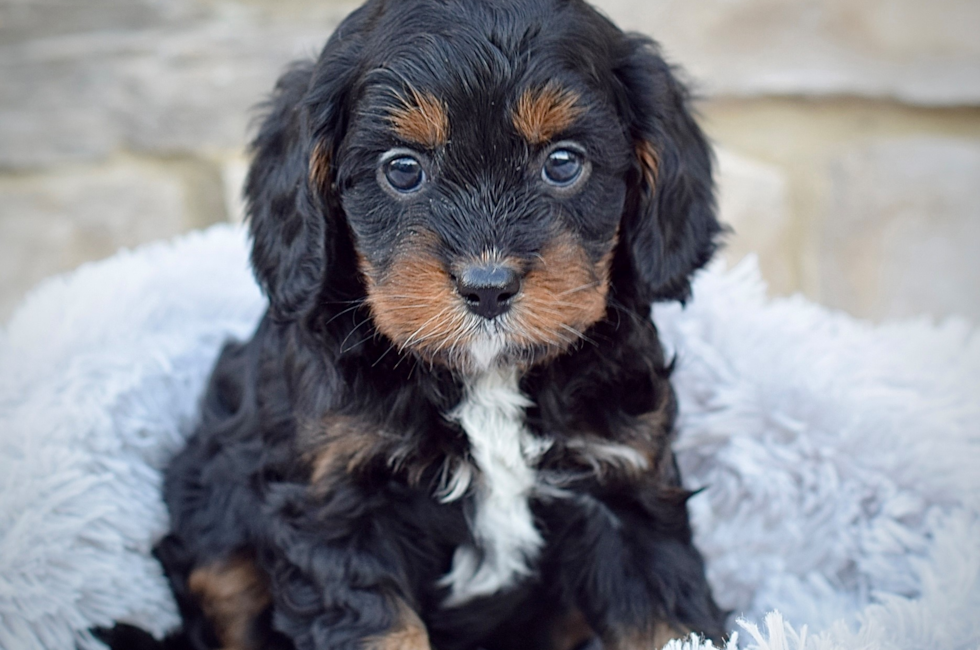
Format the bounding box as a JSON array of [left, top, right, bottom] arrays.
[[154, 1, 727, 648]]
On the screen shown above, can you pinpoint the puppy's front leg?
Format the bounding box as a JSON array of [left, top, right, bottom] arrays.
[[260, 479, 434, 650], [544, 485, 725, 649], [270, 567, 430, 650]]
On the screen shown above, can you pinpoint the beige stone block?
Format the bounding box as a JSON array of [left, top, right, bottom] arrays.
[[0, 7, 349, 169], [6, 0, 980, 171], [0, 0, 200, 45], [714, 148, 794, 295], [817, 136, 980, 322], [593, 0, 980, 105], [0, 164, 191, 321], [222, 156, 251, 224]]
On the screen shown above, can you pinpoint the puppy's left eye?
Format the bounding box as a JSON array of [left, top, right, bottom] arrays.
[[384, 156, 425, 193], [542, 149, 585, 187]]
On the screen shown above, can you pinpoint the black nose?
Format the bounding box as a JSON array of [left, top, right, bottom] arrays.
[[455, 265, 522, 320]]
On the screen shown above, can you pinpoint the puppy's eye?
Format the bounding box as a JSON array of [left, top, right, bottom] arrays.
[[384, 156, 425, 193], [542, 149, 584, 187]]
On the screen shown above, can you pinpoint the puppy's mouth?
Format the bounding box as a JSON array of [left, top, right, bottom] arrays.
[[360, 234, 613, 373]]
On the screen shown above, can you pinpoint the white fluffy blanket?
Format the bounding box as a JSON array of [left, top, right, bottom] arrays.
[[1, 225, 977, 650]]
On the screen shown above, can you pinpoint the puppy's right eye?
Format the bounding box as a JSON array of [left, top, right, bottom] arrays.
[[383, 156, 425, 193], [543, 149, 584, 187]]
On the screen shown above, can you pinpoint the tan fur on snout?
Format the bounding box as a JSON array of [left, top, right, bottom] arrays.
[[360, 229, 615, 370], [361, 232, 475, 364], [509, 233, 613, 355]]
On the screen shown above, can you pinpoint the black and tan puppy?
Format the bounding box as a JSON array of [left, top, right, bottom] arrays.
[[140, 1, 727, 648]]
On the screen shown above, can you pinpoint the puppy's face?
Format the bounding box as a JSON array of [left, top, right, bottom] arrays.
[[334, 67, 631, 371], [248, 0, 718, 372]]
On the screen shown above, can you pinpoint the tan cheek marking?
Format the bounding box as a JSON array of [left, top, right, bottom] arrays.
[[361, 236, 471, 361], [188, 555, 270, 650], [388, 89, 450, 148], [636, 140, 660, 192], [512, 83, 585, 145], [511, 234, 613, 351], [362, 599, 432, 650]]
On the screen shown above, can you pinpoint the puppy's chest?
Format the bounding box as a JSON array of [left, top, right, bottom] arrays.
[[438, 367, 550, 606]]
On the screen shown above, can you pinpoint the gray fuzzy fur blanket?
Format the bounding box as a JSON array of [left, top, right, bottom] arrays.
[[1, 225, 978, 650]]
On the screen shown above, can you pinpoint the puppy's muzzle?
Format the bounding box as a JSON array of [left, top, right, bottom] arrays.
[[454, 264, 522, 320]]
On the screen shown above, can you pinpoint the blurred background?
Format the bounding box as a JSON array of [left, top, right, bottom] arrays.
[[1, 0, 978, 324]]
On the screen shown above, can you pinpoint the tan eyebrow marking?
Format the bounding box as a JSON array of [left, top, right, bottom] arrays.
[[388, 88, 450, 148], [512, 83, 585, 145]]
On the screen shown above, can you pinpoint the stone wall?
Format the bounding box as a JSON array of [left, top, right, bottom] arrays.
[[2, 0, 978, 323]]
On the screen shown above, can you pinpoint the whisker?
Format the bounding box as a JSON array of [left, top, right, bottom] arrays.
[[401, 306, 454, 347], [374, 303, 440, 311], [339, 314, 375, 353], [447, 318, 479, 360], [559, 323, 597, 347], [536, 298, 595, 310], [370, 339, 400, 368], [323, 300, 367, 326], [556, 282, 600, 297], [324, 297, 370, 306], [513, 318, 571, 347]]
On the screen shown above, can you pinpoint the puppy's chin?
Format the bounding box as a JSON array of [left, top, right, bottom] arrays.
[[465, 329, 509, 374], [389, 317, 579, 376]]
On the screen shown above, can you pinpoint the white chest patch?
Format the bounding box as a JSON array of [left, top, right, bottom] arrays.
[[438, 366, 550, 606]]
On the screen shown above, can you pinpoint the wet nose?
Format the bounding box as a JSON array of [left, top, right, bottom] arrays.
[[455, 265, 522, 320]]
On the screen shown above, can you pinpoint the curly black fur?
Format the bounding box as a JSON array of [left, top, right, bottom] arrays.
[[102, 1, 727, 648]]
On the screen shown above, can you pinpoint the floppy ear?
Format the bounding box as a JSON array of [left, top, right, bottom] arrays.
[[245, 63, 324, 319], [615, 36, 721, 305], [245, 8, 370, 320]]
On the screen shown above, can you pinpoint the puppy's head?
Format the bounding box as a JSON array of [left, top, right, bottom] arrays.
[[246, 0, 718, 373]]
